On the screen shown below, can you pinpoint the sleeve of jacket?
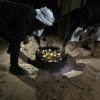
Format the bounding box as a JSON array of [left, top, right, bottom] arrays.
[[14, 5, 35, 41]]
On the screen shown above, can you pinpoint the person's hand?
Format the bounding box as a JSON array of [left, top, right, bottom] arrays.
[[40, 37, 47, 47]]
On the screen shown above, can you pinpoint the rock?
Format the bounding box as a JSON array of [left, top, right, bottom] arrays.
[[20, 63, 39, 79]]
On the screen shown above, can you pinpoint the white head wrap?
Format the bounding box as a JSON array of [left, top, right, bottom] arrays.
[[35, 7, 55, 26]]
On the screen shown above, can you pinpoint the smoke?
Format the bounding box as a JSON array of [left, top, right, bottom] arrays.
[[59, 65, 72, 74], [52, 64, 72, 77]]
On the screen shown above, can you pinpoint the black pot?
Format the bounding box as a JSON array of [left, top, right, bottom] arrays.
[[35, 46, 67, 70]]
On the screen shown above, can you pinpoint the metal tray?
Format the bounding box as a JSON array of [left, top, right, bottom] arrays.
[[35, 46, 67, 70]]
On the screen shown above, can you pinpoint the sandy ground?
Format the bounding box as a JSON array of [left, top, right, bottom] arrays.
[[0, 38, 36, 100], [0, 36, 100, 100]]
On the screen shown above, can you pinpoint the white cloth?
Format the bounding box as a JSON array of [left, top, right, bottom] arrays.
[[70, 27, 83, 42], [70, 35, 80, 42], [33, 29, 44, 37], [35, 7, 55, 26]]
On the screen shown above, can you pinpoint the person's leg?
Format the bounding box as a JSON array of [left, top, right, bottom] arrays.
[[9, 42, 20, 67], [9, 42, 25, 75]]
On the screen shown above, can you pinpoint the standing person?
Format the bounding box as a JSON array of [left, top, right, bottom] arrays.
[[0, 0, 55, 75]]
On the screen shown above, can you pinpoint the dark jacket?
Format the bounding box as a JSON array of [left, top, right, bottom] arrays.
[[0, 0, 35, 42], [62, 2, 100, 47]]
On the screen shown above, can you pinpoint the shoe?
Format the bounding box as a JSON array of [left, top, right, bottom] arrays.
[[9, 66, 26, 75]]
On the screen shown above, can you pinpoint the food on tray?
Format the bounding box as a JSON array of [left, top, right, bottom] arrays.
[[37, 48, 63, 62]]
